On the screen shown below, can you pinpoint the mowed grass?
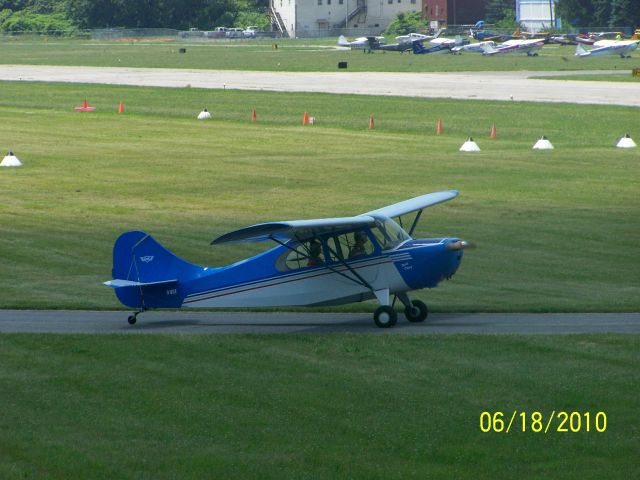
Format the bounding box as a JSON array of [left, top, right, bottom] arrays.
[[0, 36, 638, 72], [0, 81, 638, 311], [0, 334, 638, 479]]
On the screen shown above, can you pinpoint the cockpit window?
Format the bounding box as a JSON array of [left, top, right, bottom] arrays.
[[371, 218, 410, 250], [327, 230, 375, 263], [277, 240, 324, 271]]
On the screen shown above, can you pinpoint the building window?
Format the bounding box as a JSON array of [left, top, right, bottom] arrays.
[[328, 0, 331, 4], [318, 0, 322, 4], [411, 0, 416, 3], [339, 0, 343, 3], [387, 0, 392, 4]]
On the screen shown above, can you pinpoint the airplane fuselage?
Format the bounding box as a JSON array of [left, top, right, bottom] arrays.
[[111, 231, 463, 311]]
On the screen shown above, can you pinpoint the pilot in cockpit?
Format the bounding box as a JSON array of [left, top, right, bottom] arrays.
[[307, 240, 323, 267], [349, 231, 368, 258]]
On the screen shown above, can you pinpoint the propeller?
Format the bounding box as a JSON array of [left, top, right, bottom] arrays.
[[446, 240, 477, 251]]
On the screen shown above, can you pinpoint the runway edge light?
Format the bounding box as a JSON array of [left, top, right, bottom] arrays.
[[197, 108, 212, 120], [616, 133, 637, 148], [533, 136, 554, 150], [460, 137, 480, 152], [1, 151, 22, 167]]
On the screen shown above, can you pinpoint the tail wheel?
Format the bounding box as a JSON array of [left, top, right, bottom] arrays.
[[374, 305, 397, 328], [127, 315, 137, 325], [405, 300, 428, 323]]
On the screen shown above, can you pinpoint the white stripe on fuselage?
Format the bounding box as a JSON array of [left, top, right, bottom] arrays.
[[183, 254, 411, 308]]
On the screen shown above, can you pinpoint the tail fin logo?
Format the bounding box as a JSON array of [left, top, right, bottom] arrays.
[[140, 256, 154, 263]]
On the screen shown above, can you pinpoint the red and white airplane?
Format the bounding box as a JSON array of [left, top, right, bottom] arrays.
[[482, 38, 545, 56], [575, 40, 639, 58]]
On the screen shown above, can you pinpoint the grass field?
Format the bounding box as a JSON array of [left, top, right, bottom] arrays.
[[1, 81, 638, 312], [1, 333, 638, 479], [1, 37, 639, 72], [1, 40, 639, 480]]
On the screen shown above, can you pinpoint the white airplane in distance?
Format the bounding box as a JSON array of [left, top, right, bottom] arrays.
[[337, 35, 385, 50], [575, 40, 639, 58], [395, 28, 445, 44], [451, 41, 495, 54], [429, 35, 469, 48], [481, 38, 544, 56]]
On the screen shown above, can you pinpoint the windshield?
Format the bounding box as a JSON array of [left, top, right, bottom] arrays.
[[371, 218, 410, 250]]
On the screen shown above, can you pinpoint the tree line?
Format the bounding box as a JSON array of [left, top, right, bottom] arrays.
[[0, 0, 269, 33], [556, 0, 640, 29]]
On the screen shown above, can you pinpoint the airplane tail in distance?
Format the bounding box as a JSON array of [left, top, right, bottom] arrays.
[[481, 42, 497, 54], [338, 35, 349, 47], [412, 41, 425, 54], [575, 43, 588, 56], [104, 231, 204, 309]]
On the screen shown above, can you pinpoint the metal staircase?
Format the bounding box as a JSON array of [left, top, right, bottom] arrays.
[[270, 6, 289, 38], [333, 0, 367, 30]]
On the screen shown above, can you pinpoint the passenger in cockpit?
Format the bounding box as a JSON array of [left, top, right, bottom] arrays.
[[307, 240, 323, 267]]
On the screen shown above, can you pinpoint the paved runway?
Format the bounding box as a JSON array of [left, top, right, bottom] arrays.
[[0, 310, 638, 334], [1, 65, 639, 107]]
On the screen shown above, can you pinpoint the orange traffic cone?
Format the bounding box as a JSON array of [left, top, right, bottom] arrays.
[[490, 123, 497, 138], [118, 101, 124, 113], [369, 114, 374, 129], [74, 99, 96, 111], [303, 111, 309, 125], [436, 118, 444, 135], [251, 109, 257, 122]]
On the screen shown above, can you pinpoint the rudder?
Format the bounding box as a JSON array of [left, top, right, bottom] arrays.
[[107, 231, 202, 309]]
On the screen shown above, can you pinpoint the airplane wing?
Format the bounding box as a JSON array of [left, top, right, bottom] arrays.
[[212, 216, 377, 244], [213, 190, 459, 244], [364, 190, 459, 219]]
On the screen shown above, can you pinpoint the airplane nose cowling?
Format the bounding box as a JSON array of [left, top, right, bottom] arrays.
[[396, 238, 464, 289]]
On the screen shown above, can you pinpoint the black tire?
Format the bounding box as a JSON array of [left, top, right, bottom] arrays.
[[405, 300, 428, 323], [127, 315, 137, 325], [374, 305, 397, 328]]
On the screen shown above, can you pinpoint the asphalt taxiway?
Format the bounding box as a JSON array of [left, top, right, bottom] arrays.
[[0, 310, 638, 334], [1, 65, 639, 107]]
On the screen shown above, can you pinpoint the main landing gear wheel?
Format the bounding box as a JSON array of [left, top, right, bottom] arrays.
[[374, 305, 397, 328], [404, 299, 429, 323], [127, 309, 145, 325]]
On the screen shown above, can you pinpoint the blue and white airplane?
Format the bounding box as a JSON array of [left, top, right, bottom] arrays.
[[104, 190, 468, 328]]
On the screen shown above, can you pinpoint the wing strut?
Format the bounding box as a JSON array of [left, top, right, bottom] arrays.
[[407, 209, 423, 237]]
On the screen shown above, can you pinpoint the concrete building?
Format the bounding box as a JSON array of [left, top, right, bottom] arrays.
[[516, 0, 560, 32], [271, 0, 421, 38]]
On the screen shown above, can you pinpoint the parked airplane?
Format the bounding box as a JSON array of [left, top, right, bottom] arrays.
[[412, 36, 468, 55], [395, 28, 444, 44], [429, 35, 470, 48], [337, 34, 384, 51], [412, 41, 454, 54], [451, 41, 495, 54], [367, 37, 414, 52], [481, 38, 545, 56], [470, 29, 515, 42], [105, 191, 469, 328], [575, 40, 638, 58]]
